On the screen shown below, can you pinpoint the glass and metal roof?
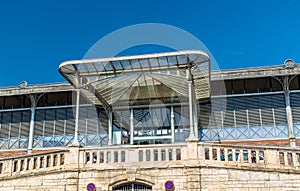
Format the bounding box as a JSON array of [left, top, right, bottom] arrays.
[[59, 50, 210, 110]]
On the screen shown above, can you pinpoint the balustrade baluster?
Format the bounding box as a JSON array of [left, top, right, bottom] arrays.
[[24, 159, 29, 171], [224, 148, 228, 162], [292, 152, 298, 166], [255, 150, 259, 164], [57, 154, 61, 166], [216, 148, 220, 161], [157, 149, 161, 162], [50, 155, 54, 167], [17, 160, 21, 172], [37, 157, 41, 169], [209, 147, 213, 160], [103, 151, 107, 163], [284, 152, 288, 166], [248, 150, 252, 163], [165, 149, 169, 161], [232, 149, 236, 162], [96, 151, 100, 164], [240, 149, 244, 163]]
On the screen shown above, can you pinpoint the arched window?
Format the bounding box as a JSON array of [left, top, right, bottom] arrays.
[[113, 182, 152, 191]]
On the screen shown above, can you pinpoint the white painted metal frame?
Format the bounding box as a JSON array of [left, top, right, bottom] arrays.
[[59, 50, 211, 145]]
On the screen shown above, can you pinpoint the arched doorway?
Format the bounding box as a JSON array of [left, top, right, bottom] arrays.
[[113, 182, 152, 191]]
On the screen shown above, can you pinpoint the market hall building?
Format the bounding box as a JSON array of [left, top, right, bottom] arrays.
[[0, 50, 300, 190]]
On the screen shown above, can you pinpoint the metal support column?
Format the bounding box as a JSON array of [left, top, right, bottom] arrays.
[[284, 77, 296, 147], [28, 95, 36, 154], [108, 110, 113, 145], [193, 95, 199, 139], [171, 106, 175, 143], [73, 89, 80, 145], [130, 108, 134, 145], [188, 81, 196, 140]]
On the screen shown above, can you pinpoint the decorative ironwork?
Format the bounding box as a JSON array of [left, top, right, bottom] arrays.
[[200, 93, 289, 141], [113, 183, 152, 191]]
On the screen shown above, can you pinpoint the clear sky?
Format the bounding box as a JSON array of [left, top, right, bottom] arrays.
[[1, 0, 300, 87]]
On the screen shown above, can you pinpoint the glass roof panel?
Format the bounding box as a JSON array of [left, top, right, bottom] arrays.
[[149, 58, 159, 67], [177, 55, 188, 65], [77, 64, 88, 73], [112, 60, 123, 70], [120, 60, 131, 70], [103, 61, 112, 71], [187, 54, 198, 63], [157, 56, 168, 67], [150, 73, 188, 96], [167, 56, 178, 66], [94, 62, 106, 72], [60, 64, 75, 73], [130, 59, 141, 69], [85, 63, 97, 73], [192, 55, 208, 65], [140, 59, 149, 68]]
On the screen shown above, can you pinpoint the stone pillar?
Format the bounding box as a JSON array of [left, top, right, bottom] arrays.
[[197, 142, 205, 161], [2, 159, 13, 177], [186, 139, 199, 161], [65, 144, 81, 190], [66, 144, 81, 169], [186, 167, 201, 191], [264, 149, 279, 166]]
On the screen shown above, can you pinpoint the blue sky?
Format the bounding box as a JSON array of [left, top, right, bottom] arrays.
[[0, 0, 300, 87]]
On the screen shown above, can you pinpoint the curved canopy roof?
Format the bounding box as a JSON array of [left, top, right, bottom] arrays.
[[59, 50, 210, 111]]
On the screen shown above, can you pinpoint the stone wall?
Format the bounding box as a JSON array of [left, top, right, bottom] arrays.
[[2, 164, 300, 191], [201, 167, 300, 191]]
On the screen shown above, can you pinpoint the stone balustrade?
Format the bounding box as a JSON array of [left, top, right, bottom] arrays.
[[1, 142, 300, 178], [81, 143, 185, 166], [0, 150, 66, 177], [202, 143, 300, 168]]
